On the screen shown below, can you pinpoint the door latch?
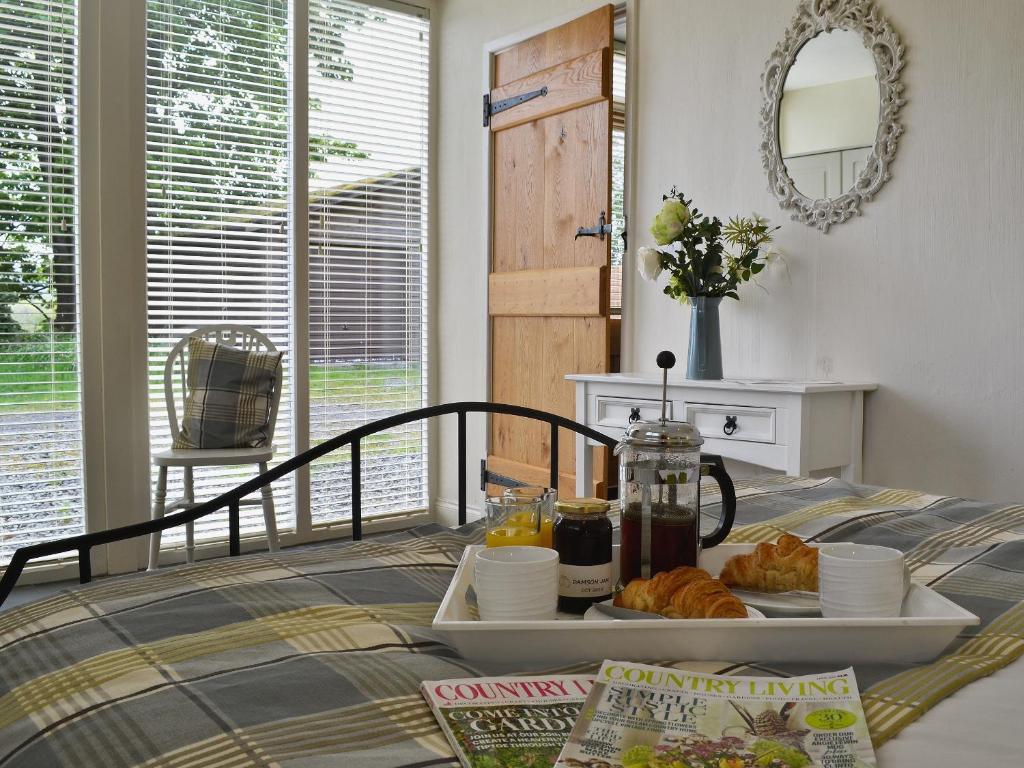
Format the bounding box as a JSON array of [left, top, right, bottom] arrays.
[[575, 211, 613, 241]]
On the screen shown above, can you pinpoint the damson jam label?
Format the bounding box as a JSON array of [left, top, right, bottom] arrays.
[[558, 562, 613, 598]]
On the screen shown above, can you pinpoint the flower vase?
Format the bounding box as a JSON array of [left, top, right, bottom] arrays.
[[686, 297, 723, 380]]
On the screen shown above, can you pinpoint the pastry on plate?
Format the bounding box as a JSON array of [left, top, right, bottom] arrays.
[[718, 533, 818, 592], [614, 566, 747, 619]]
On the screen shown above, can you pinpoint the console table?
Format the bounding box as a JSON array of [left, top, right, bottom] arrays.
[[567, 373, 877, 498]]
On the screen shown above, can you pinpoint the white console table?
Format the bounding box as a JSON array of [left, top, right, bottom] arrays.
[[567, 374, 877, 498]]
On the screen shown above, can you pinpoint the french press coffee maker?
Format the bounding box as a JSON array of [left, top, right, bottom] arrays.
[[614, 351, 737, 584]]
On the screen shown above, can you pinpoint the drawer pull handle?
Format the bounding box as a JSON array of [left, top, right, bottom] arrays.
[[628, 407, 641, 424], [723, 415, 738, 436]]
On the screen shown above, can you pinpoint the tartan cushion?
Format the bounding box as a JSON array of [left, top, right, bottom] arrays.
[[173, 338, 282, 449]]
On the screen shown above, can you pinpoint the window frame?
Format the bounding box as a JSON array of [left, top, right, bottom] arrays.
[[144, 0, 434, 562], [9, 0, 436, 584]]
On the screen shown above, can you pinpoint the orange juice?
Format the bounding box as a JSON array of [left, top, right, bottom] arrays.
[[539, 517, 554, 548], [485, 525, 543, 547], [498, 511, 553, 548]]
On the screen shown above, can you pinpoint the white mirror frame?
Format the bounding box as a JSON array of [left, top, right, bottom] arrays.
[[760, 0, 906, 232]]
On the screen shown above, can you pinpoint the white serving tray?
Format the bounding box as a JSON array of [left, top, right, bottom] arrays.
[[432, 544, 979, 665]]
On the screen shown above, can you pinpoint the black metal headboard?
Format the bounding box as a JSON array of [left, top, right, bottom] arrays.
[[0, 402, 619, 608]]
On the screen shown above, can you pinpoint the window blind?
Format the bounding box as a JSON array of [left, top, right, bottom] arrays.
[[0, 0, 84, 564], [307, 0, 429, 524], [145, 0, 294, 544], [610, 49, 625, 314]]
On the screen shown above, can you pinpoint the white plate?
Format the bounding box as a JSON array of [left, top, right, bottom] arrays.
[[584, 600, 765, 621], [727, 588, 820, 617], [433, 545, 980, 665]]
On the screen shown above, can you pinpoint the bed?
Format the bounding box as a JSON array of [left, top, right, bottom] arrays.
[[2, 475, 1023, 767]]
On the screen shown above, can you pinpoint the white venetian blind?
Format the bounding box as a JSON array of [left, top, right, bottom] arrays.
[[145, 0, 294, 543], [610, 48, 625, 315], [307, 0, 429, 524], [0, 0, 84, 564]]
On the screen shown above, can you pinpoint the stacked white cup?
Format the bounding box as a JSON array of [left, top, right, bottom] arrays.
[[474, 546, 558, 621], [818, 543, 911, 618]]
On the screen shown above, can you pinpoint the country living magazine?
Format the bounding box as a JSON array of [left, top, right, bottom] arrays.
[[421, 675, 595, 768], [556, 661, 876, 768]]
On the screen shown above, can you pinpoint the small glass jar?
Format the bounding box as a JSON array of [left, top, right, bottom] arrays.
[[483, 496, 542, 548], [553, 498, 613, 614], [504, 486, 556, 547]]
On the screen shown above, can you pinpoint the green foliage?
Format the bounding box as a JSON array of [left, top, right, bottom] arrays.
[[751, 739, 811, 768], [620, 744, 656, 768], [146, 0, 373, 226], [0, 0, 76, 332], [647, 188, 780, 304], [467, 747, 561, 768], [0, 332, 80, 410], [2, 0, 376, 342]]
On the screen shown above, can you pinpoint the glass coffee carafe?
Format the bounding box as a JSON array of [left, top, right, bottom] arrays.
[[614, 351, 737, 585]]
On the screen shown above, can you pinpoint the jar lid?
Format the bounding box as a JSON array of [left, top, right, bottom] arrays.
[[555, 498, 609, 515], [618, 418, 704, 449]]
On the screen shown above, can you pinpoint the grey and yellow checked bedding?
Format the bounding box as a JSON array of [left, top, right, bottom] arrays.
[[2, 476, 1024, 767]]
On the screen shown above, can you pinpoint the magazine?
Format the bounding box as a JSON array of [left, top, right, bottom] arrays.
[[421, 674, 595, 768], [555, 661, 876, 768]]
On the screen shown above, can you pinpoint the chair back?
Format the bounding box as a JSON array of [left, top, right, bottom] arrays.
[[164, 325, 283, 445]]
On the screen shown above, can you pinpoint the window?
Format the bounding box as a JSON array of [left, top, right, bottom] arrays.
[[307, 0, 429, 525], [610, 47, 625, 315], [145, 0, 295, 542], [0, 0, 84, 563], [145, 0, 430, 550]]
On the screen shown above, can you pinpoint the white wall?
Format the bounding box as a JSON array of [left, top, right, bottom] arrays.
[[780, 75, 878, 156], [434, 0, 1024, 510]]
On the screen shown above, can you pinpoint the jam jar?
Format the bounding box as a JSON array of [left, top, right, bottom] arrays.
[[553, 499, 613, 613]]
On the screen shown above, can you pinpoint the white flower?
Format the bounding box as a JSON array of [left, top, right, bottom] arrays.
[[636, 247, 663, 281]]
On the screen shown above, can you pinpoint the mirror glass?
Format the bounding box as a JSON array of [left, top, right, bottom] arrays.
[[779, 29, 878, 199]]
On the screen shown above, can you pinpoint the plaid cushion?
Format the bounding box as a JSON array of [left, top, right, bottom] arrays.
[[173, 338, 282, 449]]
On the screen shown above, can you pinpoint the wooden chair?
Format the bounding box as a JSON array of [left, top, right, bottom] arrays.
[[148, 325, 282, 569]]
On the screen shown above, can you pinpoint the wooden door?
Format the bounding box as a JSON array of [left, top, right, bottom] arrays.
[[487, 6, 615, 498]]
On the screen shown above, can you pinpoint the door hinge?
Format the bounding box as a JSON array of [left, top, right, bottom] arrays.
[[480, 459, 528, 491], [483, 86, 549, 127]]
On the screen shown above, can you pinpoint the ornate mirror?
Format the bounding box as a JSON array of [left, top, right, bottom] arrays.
[[760, 0, 906, 232]]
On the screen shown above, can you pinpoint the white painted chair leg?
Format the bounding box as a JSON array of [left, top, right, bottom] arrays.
[[259, 462, 279, 553], [148, 466, 168, 571], [184, 466, 196, 564]]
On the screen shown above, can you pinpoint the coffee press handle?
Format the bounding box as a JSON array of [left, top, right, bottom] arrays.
[[699, 454, 737, 548]]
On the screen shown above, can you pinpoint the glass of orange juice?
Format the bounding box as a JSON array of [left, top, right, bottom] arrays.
[[504, 486, 556, 548], [484, 496, 542, 548]]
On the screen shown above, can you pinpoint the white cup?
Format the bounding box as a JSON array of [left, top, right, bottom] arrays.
[[474, 546, 558, 621], [819, 543, 910, 618]]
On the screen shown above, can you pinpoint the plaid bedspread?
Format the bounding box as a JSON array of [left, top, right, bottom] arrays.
[[2, 476, 1024, 767]]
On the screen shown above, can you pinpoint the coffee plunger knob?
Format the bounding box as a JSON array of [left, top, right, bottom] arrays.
[[656, 351, 675, 421]]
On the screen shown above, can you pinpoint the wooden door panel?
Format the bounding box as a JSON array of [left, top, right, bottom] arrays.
[[569, 100, 609, 269], [488, 266, 605, 317], [488, 5, 614, 499], [488, 48, 608, 132], [488, 316, 608, 497], [493, 6, 614, 87]]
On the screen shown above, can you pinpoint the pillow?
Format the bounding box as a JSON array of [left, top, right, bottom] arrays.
[[173, 338, 283, 450]]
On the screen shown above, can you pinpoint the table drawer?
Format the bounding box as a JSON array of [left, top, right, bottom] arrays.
[[595, 396, 668, 430], [685, 403, 776, 444]]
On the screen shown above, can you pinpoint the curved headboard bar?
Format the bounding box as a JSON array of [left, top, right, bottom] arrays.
[[0, 402, 621, 608]]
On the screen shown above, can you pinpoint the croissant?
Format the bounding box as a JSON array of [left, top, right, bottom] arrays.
[[662, 578, 748, 619], [615, 567, 747, 619], [614, 566, 710, 612], [718, 534, 818, 592]]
